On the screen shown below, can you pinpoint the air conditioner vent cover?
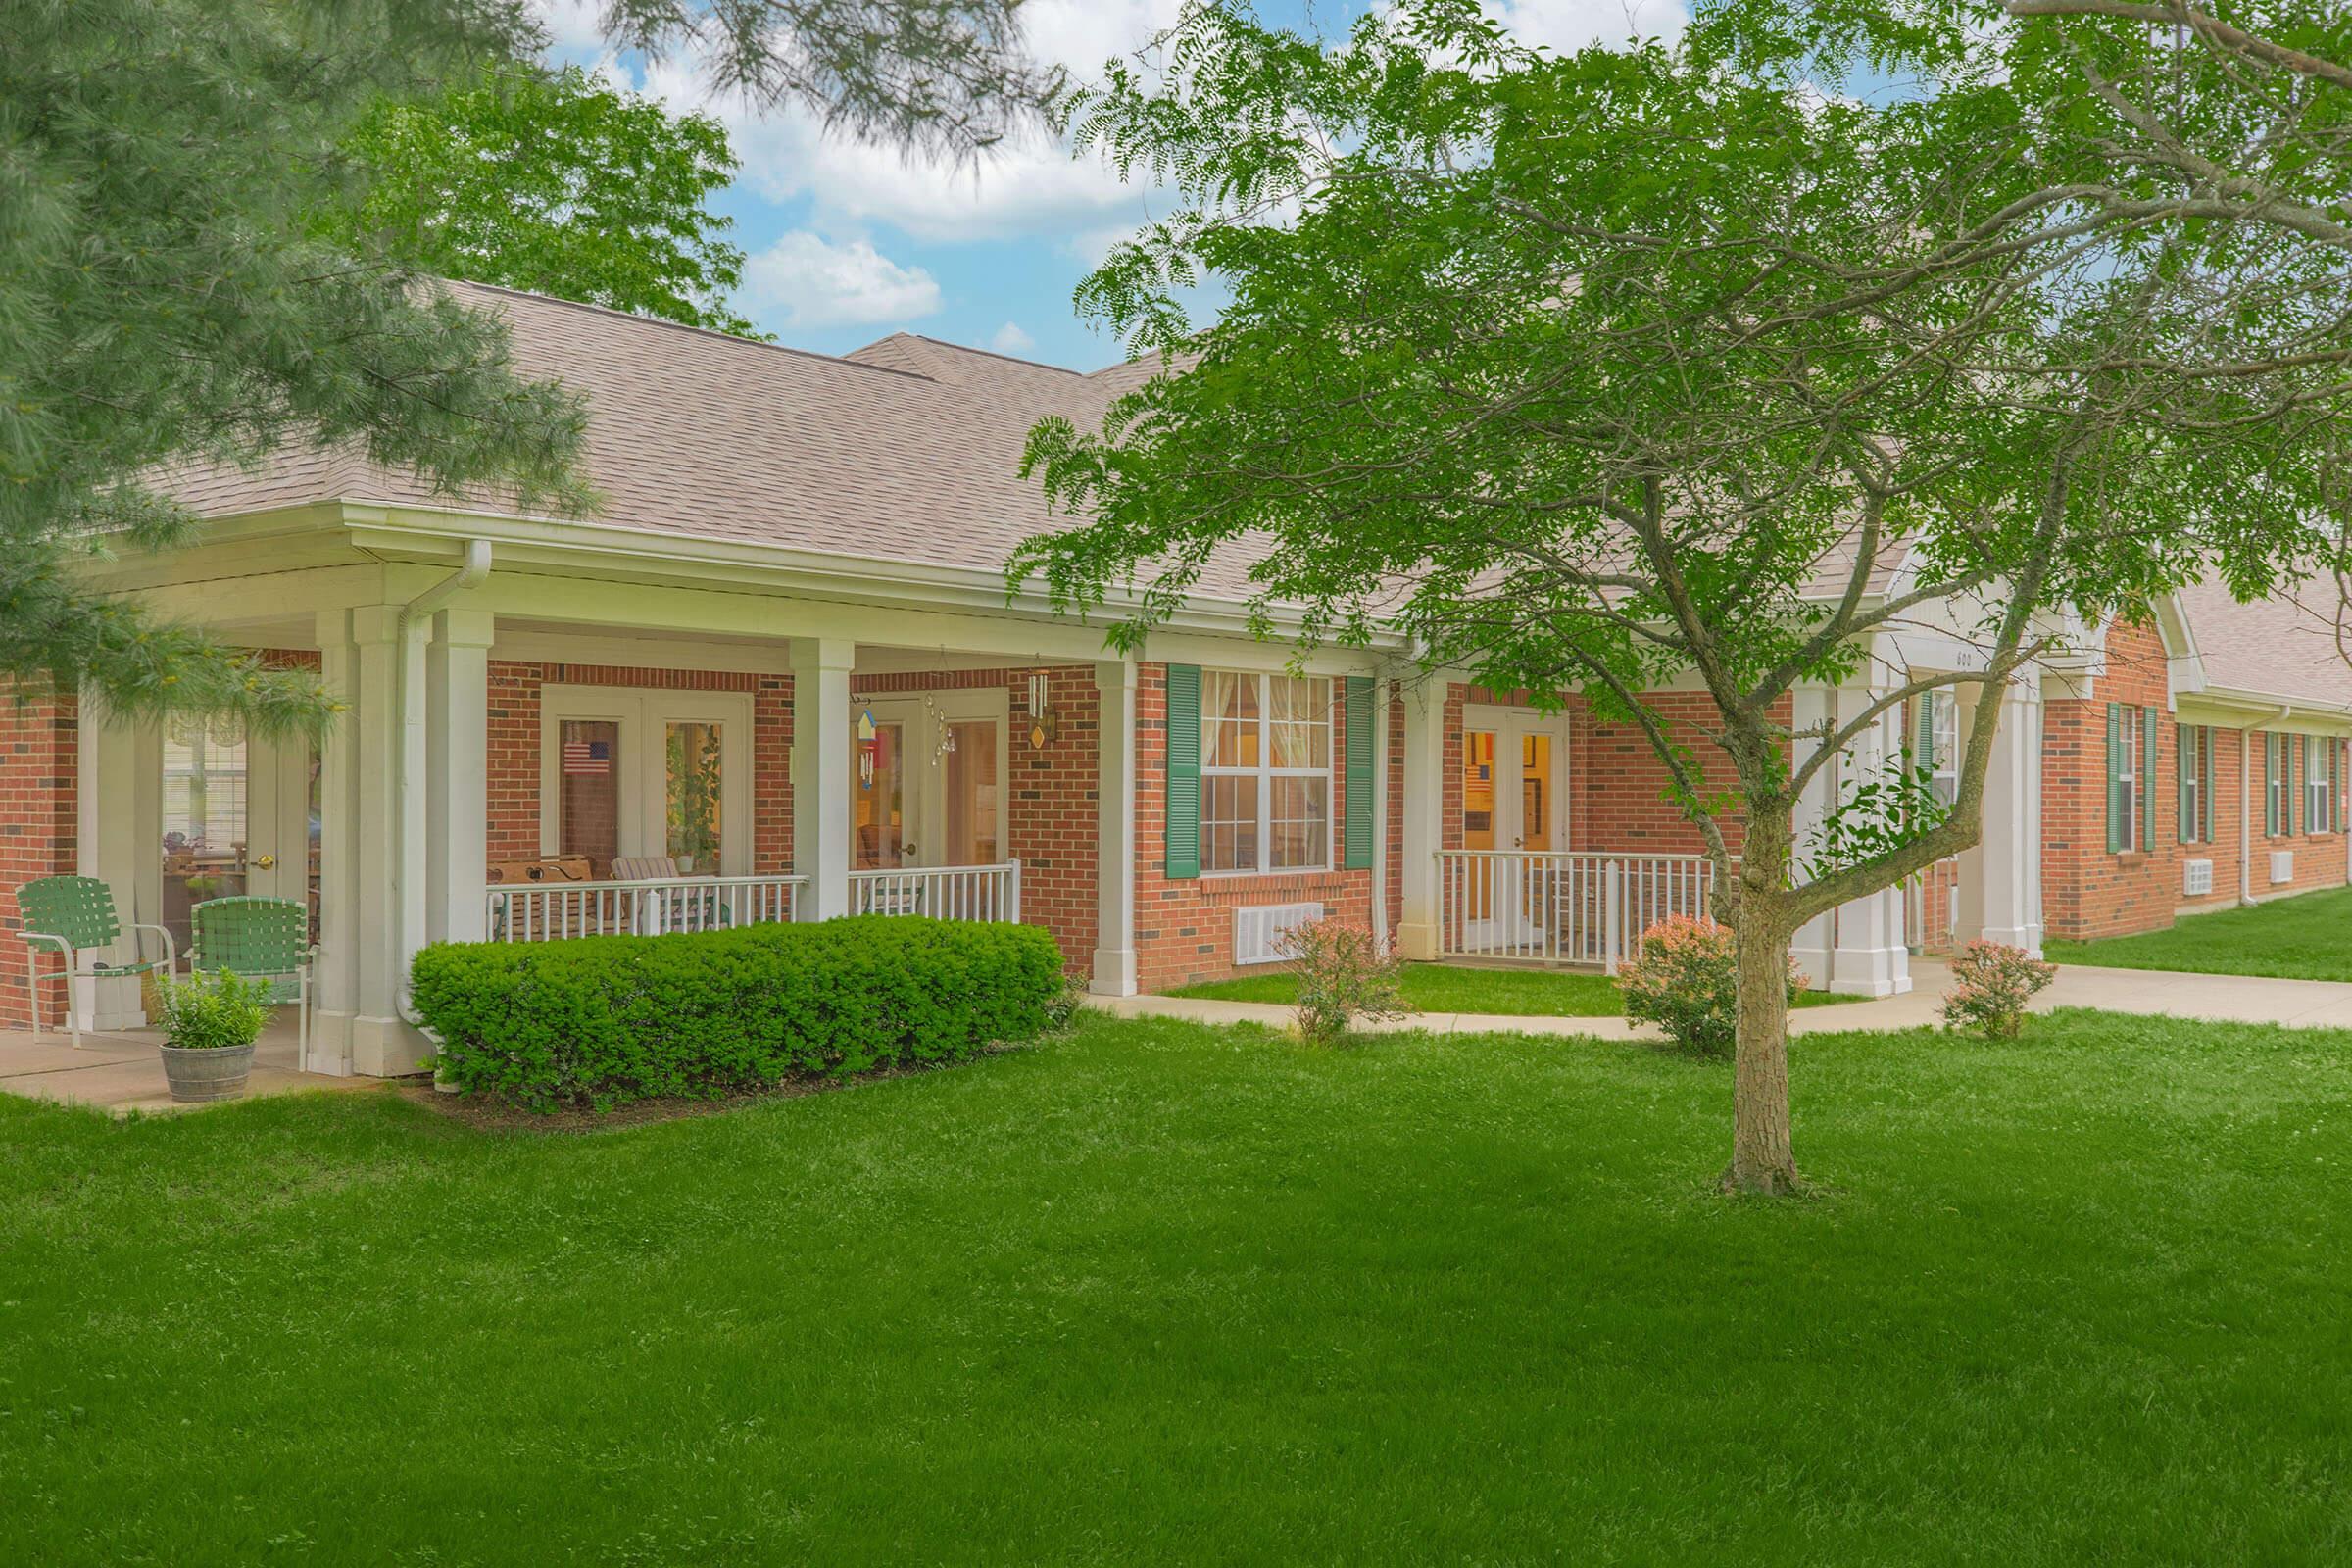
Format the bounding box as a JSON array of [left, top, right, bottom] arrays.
[[1234, 902, 1325, 966]]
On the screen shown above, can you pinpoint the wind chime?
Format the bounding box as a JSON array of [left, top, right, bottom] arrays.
[[1023, 667, 1059, 751]]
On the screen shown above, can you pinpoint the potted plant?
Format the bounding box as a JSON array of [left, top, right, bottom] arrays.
[[154, 969, 269, 1102]]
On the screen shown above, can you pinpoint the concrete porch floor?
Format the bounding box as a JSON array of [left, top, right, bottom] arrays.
[[0, 1014, 376, 1115]]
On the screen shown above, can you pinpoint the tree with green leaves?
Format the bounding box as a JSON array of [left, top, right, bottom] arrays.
[[337, 65, 762, 337], [1014, 0, 2352, 1191], [3, 0, 1050, 734]]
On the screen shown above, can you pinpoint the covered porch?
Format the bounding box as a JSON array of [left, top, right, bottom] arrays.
[[58, 516, 1167, 1079]]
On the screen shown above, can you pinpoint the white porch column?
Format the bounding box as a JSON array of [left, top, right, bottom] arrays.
[[315, 606, 427, 1076], [74, 698, 154, 1031], [1395, 676, 1446, 960], [425, 609, 495, 945], [1826, 683, 1912, 996], [789, 636, 855, 920], [1788, 682, 1837, 988], [1966, 676, 2041, 958], [1090, 658, 1139, 996], [1956, 677, 2043, 956]]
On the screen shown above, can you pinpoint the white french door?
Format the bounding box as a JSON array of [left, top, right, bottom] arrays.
[[538, 688, 752, 877], [159, 717, 315, 949], [1459, 705, 1569, 947], [853, 693, 1008, 871]]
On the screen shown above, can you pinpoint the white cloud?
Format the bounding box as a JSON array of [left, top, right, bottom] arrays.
[[634, 0, 1183, 248], [630, 0, 1677, 259], [1486, 0, 1689, 52], [531, 0, 610, 55], [989, 321, 1038, 355], [742, 232, 943, 328]]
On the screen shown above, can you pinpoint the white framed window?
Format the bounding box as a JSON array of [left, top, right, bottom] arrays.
[[2267, 732, 2295, 838], [2116, 707, 2140, 853], [1200, 670, 1332, 873], [1930, 691, 1959, 807], [2306, 736, 2335, 834], [2178, 723, 2208, 844]]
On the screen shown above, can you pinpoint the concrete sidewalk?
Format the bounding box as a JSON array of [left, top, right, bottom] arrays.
[[1097, 958, 2352, 1041]]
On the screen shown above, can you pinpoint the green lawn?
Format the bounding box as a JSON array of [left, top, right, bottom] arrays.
[[2048, 881, 2352, 980], [1171, 958, 1861, 1014], [8, 1012, 2352, 1562]]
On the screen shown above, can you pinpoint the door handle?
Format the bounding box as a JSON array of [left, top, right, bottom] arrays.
[[255, 854, 276, 870]]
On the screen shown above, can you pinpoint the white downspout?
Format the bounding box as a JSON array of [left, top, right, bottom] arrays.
[[393, 541, 492, 1050]]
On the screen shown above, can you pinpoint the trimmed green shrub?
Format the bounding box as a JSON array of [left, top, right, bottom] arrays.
[[412, 916, 1067, 1110]]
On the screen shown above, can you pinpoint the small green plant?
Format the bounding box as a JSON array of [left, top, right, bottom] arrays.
[[1044, 973, 1092, 1034], [1618, 916, 1800, 1057], [1939, 939, 2057, 1039], [155, 969, 270, 1051], [1273, 918, 1406, 1044]]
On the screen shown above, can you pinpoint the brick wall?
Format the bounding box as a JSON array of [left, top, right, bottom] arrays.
[[2043, 616, 2350, 940], [852, 666, 1099, 973], [486, 662, 794, 874], [1133, 663, 1378, 991], [0, 683, 77, 1027]]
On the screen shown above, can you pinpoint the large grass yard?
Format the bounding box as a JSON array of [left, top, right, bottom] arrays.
[[7, 1010, 2352, 1562], [1171, 958, 1861, 1014], [2048, 881, 2352, 980]]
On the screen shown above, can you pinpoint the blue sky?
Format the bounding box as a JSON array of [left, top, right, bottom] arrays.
[[540, 0, 1689, 369]]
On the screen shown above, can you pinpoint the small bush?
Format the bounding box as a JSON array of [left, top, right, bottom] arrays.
[[1274, 918, 1406, 1044], [412, 916, 1067, 1110], [1939, 939, 2056, 1039], [156, 969, 270, 1051], [1618, 916, 1799, 1057]]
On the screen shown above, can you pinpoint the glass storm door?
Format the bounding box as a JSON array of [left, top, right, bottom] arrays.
[[160, 718, 313, 949], [1459, 709, 1564, 946], [855, 712, 909, 870], [542, 690, 749, 878], [942, 717, 1003, 865]]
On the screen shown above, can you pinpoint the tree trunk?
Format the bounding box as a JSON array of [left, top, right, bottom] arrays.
[[1725, 793, 1801, 1195], [1726, 901, 1800, 1194]]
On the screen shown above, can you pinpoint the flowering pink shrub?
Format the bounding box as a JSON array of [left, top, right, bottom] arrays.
[[1274, 918, 1407, 1044], [1618, 915, 1801, 1056], [1938, 940, 2056, 1039]]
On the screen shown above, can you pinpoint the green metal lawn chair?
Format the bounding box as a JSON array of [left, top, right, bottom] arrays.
[[189, 896, 316, 1060], [16, 875, 177, 1048]]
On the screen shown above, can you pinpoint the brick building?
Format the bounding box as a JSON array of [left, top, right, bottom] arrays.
[[6, 283, 2346, 1071]]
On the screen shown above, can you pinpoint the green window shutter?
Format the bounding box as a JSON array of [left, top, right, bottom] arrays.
[[1342, 676, 1375, 870], [2142, 705, 2159, 849], [2105, 703, 2124, 854], [1913, 692, 1936, 773], [2177, 722, 2193, 845], [1163, 663, 1201, 880]]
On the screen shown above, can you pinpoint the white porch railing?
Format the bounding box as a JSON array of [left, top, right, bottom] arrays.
[[848, 859, 1021, 922], [1437, 851, 1717, 973], [485, 874, 806, 942]]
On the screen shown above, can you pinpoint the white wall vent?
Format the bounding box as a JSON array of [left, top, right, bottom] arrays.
[[2271, 850, 2296, 886], [2183, 858, 2214, 898], [1235, 902, 1325, 966]]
